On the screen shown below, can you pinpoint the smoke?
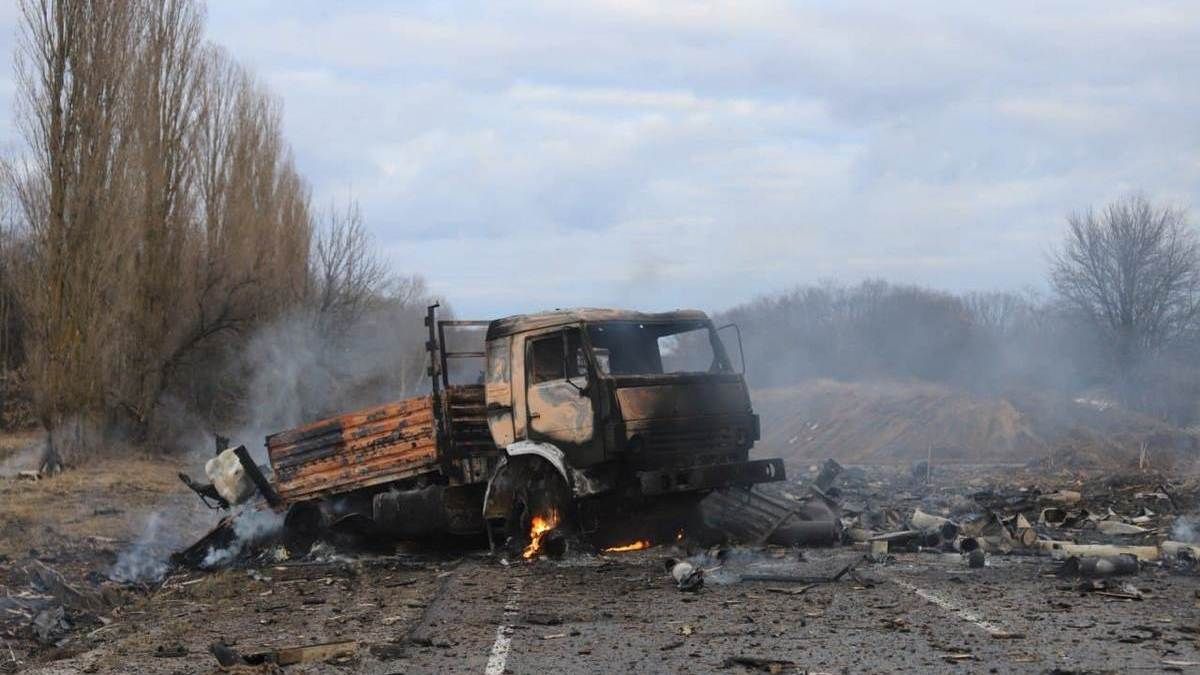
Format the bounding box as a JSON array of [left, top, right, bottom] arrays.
[[1173, 518, 1199, 544], [199, 507, 285, 569], [0, 439, 41, 477], [109, 494, 211, 583], [110, 512, 172, 583], [104, 282, 439, 582], [225, 296, 436, 463]]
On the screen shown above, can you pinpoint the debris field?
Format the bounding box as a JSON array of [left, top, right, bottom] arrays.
[[3, 459, 1200, 673]]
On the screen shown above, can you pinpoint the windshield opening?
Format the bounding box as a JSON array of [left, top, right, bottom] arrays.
[[585, 321, 728, 376]]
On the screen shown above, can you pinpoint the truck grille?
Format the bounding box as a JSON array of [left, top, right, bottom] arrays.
[[642, 426, 739, 460]]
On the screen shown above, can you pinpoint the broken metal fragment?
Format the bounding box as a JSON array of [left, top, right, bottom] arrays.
[[1095, 520, 1149, 536], [1040, 542, 1159, 562], [665, 559, 704, 592], [1060, 554, 1139, 578], [911, 508, 959, 540], [813, 458, 843, 492], [1162, 541, 1200, 559], [724, 654, 797, 672]]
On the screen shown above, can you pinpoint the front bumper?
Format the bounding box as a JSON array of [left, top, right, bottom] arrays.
[[636, 458, 785, 496]]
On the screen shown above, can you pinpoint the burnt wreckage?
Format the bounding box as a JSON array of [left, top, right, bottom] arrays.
[[181, 306, 785, 557]]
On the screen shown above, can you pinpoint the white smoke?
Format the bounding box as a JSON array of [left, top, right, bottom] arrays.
[[199, 507, 285, 569], [0, 439, 41, 477], [1173, 517, 1199, 543], [110, 512, 172, 583]]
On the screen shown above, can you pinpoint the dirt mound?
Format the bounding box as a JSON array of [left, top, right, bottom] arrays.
[[752, 379, 1197, 468]]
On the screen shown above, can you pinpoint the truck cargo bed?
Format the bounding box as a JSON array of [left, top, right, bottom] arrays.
[[266, 385, 497, 503], [267, 396, 439, 502]]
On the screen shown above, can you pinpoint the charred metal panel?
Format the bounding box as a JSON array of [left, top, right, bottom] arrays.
[[441, 385, 502, 482], [615, 380, 750, 421], [527, 381, 594, 446], [267, 398, 440, 502], [637, 458, 784, 496], [487, 308, 710, 340], [625, 417, 747, 462], [484, 336, 515, 447]]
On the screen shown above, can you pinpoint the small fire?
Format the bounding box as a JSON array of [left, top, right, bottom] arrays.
[[521, 512, 559, 559], [603, 540, 651, 553]]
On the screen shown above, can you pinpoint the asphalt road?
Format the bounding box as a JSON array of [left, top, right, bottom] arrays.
[[21, 544, 1200, 674], [393, 547, 1200, 674]]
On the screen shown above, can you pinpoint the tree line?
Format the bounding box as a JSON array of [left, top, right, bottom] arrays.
[[0, 0, 434, 471], [2, 3, 1196, 471], [719, 194, 1200, 427]]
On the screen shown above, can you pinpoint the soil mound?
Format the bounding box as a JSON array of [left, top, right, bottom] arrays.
[[752, 379, 1197, 468]]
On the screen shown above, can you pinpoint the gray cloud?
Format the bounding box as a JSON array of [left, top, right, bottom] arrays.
[[2, 1, 1198, 316]]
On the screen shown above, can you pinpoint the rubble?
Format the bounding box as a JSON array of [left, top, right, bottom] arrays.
[[1059, 554, 1139, 578], [665, 559, 704, 591]]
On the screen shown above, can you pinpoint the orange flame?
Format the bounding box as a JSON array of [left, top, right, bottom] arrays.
[[603, 540, 651, 553], [521, 513, 559, 559]]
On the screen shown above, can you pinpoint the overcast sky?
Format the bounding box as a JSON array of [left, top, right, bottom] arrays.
[[2, 2, 1199, 317]]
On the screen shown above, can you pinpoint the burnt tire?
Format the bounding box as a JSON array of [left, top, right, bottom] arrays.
[[502, 459, 573, 558], [282, 502, 322, 559]]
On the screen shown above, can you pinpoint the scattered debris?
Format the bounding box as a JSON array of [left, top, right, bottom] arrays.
[[724, 654, 797, 672], [1059, 554, 1139, 578], [665, 559, 704, 592], [208, 639, 359, 668]]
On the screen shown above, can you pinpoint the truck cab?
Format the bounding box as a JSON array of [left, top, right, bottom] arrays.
[[478, 309, 783, 546]]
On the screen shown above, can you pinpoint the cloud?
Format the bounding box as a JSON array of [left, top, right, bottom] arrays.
[[1, 1, 1198, 317]]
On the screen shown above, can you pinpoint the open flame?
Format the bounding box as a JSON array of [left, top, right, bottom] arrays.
[[603, 540, 651, 553], [521, 512, 559, 559]]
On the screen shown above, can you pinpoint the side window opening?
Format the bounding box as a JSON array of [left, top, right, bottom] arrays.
[[529, 334, 565, 384], [529, 328, 588, 384], [486, 337, 511, 385], [566, 329, 585, 379]]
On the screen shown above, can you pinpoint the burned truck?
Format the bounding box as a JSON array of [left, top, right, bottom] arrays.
[[203, 306, 785, 556]]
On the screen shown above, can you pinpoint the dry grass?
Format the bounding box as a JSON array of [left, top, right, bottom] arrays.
[[0, 443, 209, 559]]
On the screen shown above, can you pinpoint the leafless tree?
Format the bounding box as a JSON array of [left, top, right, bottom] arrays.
[[1050, 194, 1200, 388], [13, 0, 141, 471], [9, 0, 319, 457], [310, 200, 390, 331]]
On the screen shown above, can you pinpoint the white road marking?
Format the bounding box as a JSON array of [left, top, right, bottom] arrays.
[[891, 578, 1014, 636], [485, 577, 524, 675]]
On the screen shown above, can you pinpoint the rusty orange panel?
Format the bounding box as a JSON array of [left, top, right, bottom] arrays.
[[267, 397, 441, 503]]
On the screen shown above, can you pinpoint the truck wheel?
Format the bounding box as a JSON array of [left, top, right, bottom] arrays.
[[283, 502, 321, 559], [502, 459, 573, 558]]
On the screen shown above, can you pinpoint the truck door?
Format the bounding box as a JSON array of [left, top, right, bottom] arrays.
[[525, 327, 594, 447], [484, 336, 515, 447]]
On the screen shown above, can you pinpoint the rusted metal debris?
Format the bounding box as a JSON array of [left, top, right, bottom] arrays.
[[267, 396, 453, 503], [739, 561, 870, 587], [1059, 554, 1139, 578], [209, 639, 358, 668]]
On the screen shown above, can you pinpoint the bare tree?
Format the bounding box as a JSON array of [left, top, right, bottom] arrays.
[[111, 0, 206, 438], [13, 0, 141, 471], [9, 0, 319, 456], [310, 200, 389, 331], [1050, 193, 1200, 390]]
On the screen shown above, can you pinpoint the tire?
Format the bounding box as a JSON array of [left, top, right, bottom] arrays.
[[501, 459, 573, 557], [282, 502, 322, 559]]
